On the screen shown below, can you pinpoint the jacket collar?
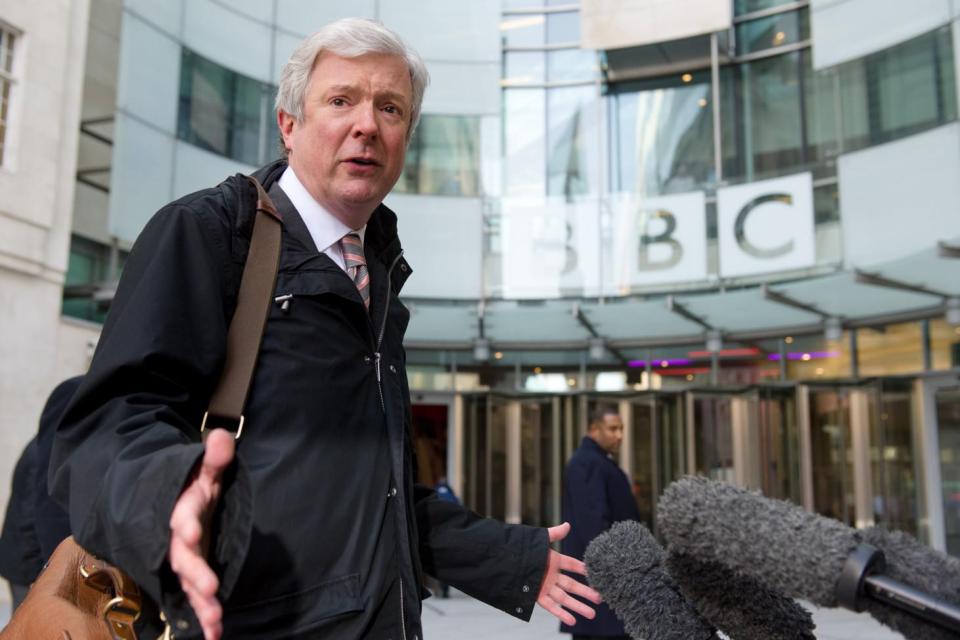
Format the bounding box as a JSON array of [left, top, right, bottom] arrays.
[[580, 435, 615, 460], [248, 160, 411, 293]]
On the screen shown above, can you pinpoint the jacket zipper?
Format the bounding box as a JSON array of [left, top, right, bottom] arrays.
[[373, 250, 404, 414]]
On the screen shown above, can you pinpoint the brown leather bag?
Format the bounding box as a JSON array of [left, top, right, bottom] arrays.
[[0, 176, 282, 640]]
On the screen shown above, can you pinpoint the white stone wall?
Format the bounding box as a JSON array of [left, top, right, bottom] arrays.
[[0, 0, 91, 593]]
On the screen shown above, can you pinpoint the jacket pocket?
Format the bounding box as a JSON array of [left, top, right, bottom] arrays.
[[223, 572, 364, 639]]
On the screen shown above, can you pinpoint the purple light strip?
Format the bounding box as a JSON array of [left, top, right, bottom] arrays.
[[628, 358, 693, 368], [768, 351, 841, 361]]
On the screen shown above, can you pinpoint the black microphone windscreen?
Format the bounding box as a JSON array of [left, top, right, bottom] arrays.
[[860, 526, 960, 640], [584, 521, 716, 640], [657, 476, 859, 607], [666, 551, 817, 640]]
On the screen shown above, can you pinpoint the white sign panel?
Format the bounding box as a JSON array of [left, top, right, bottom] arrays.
[[581, 0, 733, 50], [610, 191, 708, 290], [717, 173, 815, 278], [501, 197, 600, 299]]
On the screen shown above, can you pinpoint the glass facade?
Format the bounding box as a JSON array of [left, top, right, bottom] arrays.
[[395, 115, 482, 197]]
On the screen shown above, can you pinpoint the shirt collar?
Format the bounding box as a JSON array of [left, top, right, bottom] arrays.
[[277, 166, 366, 252]]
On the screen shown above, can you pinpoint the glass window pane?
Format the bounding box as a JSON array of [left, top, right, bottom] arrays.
[[611, 74, 715, 196], [505, 51, 545, 84], [546, 48, 597, 83], [735, 0, 795, 16], [873, 34, 941, 139], [396, 114, 481, 196], [804, 55, 840, 167], [736, 8, 808, 56], [232, 76, 264, 165], [501, 15, 545, 48], [547, 85, 598, 197], [546, 11, 579, 45], [178, 49, 232, 156], [870, 380, 918, 536], [1, 29, 13, 74], [504, 88, 546, 196]]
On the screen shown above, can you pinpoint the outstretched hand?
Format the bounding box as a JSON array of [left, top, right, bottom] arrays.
[[536, 522, 602, 626], [168, 428, 235, 640]]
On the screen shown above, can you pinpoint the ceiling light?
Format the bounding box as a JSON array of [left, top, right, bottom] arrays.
[[824, 316, 843, 341], [785, 336, 794, 344], [801, 353, 811, 361], [681, 73, 693, 83], [494, 351, 504, 360], [705, 330, 722, 353], [534, 366, 542, 374], [567, 378, 577, 387], [660, 360, 669, 368], [815, 367, 824, 375], [773, 31, 786, 45], [686, 374, 694, 381], [947, 297, 960, 326], [698, 98, 708, 108], [588, 337, 606, 360], [473, 338, 490, 361]]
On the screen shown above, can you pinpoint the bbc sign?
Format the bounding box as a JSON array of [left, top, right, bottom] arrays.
[[501, 173, 816, 298]]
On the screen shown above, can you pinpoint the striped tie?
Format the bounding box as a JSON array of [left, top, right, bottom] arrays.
[[340, 232, 370, 310]]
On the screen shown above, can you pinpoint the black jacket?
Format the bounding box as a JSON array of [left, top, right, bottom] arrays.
[[0, 376, 77, 585], [51, 160, 547, 639], [560, 437, 641, 636]]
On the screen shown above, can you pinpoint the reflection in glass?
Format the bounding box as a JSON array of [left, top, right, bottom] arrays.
[[735, 0, 794, 15], [396, 115, 482, 196], [505, 50, 546, 84], [609, 75, 714, 196], [735, 8, 808, 56], [547, 48, 597, 83], [757, 388, 801, 503], [489, 400, 509, 520], [520, 399, 560, 526], [657, 395, 687, 497], [938, 389, 960, 556], [810, 389, 855, 525], [547, 86, 598, 197], [869, 380, 918, 536], [504, 88, 546, 196], [177, 48, 271, 166], [462, 394, 489, 515], [546, 11, 580, 45], [631, 401, 655, 529], [693, 396, 734, 482], [500, 14, 545, 48], [837, 28, 957, 150]]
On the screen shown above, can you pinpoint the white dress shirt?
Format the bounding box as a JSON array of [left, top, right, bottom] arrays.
[[277, 166, 366, 273]]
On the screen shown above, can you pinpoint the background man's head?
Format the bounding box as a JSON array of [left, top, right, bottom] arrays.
[[275, 18, 429, 226], [588, 405, 624, 455]]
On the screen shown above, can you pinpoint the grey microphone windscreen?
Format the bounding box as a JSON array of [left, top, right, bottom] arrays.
[[666, 551, 816, 640], [584, 521, 716, 640], [860, 526, 960, 640], [657, 476, 859, 607]]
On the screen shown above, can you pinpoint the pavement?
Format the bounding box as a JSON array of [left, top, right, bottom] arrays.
[[0, 588, 907, 639]]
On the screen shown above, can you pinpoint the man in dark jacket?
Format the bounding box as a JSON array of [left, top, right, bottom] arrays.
[[0, 377, 77, 609], [561, 406, 642, 639], [50, 17, 599, 640]]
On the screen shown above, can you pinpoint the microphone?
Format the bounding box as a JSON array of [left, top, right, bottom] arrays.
[[657, 476, 960, 638], [584, 521, 720, 640], [665, 551, 816, 640], [860, 525, 960, 640]]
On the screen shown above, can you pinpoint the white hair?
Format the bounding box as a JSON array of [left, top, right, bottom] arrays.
[[276, 18, 429, 144]]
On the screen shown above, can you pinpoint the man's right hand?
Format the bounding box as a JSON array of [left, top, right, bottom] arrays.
[[168, 428, 235, 640]]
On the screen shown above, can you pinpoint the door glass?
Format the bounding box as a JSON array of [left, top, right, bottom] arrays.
[[520, 398, 560, 526], [657, 394, 687, 492], [757, 387, 802, 503], [461, 394, 488, 515], [630, 401, 655, 529], [489, 398, 509, 521], [809, 389, 855, 525], [693, 395, 734, 482], [937, 388, 960, 556], [870, 380, 918, 536]]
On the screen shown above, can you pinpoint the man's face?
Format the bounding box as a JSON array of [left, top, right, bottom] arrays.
[[589, 413, 624, 455], [278, 52, 412, 228]]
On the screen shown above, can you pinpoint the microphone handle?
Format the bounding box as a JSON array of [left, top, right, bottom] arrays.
[[865, 574, 960, 633]]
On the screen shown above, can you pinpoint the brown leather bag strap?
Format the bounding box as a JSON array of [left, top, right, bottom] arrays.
[[202, 176, 282, 438]]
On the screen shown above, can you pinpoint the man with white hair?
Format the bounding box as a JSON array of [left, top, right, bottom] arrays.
[[51, 18, 600, 639]]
